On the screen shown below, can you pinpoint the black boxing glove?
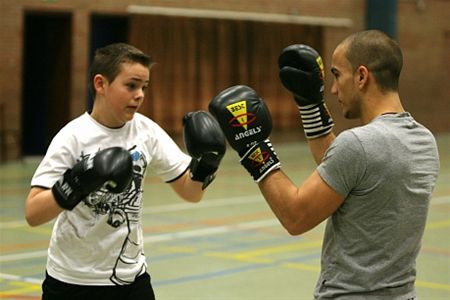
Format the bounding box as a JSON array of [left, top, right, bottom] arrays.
[[209, 85, 281, 182], [52, 147, 133, 210], [183, 110, 226, 189], [278, 44, 334, 139]]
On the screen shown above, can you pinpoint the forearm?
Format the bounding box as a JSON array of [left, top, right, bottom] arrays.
[[307, 132, 336, 164], [25, 187, 63, 226], [170, 171, 204, 203], [258, 170, 307, 235], [258, 169, 343, 236]]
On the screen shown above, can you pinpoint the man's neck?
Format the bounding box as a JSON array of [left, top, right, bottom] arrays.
[[360, 91, 404, 124]]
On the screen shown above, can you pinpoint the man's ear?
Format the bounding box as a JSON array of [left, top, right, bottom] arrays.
[[356, 65, 369, 89]]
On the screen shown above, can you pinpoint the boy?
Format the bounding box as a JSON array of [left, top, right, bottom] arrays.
[[25, 43, 225, 300]]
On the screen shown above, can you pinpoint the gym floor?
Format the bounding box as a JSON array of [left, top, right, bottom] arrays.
[[1, 132, 449, 300]]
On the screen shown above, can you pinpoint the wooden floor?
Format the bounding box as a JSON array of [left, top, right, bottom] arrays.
[[1, 133, 449, 300]]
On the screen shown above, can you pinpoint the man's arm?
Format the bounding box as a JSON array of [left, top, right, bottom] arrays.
[[278, 44, 336, 164], [308, 133, 336, 165], [209, 85, 343, 235], [258, 169, 343, 235]]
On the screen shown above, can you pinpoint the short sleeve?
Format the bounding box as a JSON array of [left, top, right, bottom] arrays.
[[316, 130, 367, 198], [146, 123, 191, 182], [31, 128, 77, 188]]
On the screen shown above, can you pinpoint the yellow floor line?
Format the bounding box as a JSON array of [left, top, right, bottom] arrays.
[[426, 219, 450, 230], [416, 280, 450, 291], [282, 262, 320, 272], [206, 240, 322, 264], [234, 240, 322, 257], [0, 281, 41, 297]]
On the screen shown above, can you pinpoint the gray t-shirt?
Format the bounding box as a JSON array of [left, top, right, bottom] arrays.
[[315, 113, 440, 299]]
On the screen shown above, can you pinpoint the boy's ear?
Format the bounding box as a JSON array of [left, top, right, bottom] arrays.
[[93, 75, 106, 93]]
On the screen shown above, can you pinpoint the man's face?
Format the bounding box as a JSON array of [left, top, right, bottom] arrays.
[[330, 43, 361, 119], [101, 62, 150, 127]]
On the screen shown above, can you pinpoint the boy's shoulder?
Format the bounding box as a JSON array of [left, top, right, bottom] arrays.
[[59, 113, 91, 133], [132, 112, 160, 129], [133, 112, 153, 122]]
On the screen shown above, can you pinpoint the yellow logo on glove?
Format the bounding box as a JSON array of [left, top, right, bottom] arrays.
[[316, 56, 325, 80], [250, 146, 263, 163], [248, 146, 270, 166], [226, 100, 255, 130]]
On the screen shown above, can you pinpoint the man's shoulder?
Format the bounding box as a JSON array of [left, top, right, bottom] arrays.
[[335, 128, 362, 145], [337, 121, 386, 145]]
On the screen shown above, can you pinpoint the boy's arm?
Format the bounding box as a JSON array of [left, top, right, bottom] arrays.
[[169, 110, 226, 203], [26, 147, 134, 226], [25, 187, 63, 226], [169, 171, 204, 203]]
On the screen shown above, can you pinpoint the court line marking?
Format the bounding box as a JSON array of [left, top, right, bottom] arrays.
[[1, 195, 448, 261], [143, 219, 279, 243], [0, 273, 42, 299], [416, 280, 450, 291], [1, 236, 450, 292], [206, 240, 322, 264], [426, 219, 450, 230], [1, 194, 448, 229], [0, 219, 280, 262], [431, 195, 450, 205], [153, 250, 450, 291], [0, 272, 42, 284], [0, 195, 263, 229], [0, 250, 48, 263], [142, 195, 262, 214]]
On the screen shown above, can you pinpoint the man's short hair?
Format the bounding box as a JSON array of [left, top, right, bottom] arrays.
[[343, 30, 403, 92]]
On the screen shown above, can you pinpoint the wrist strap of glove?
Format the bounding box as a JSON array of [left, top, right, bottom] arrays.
[[52, 169, 85, 210], [240, 139, 281, 182], [189, 156, 217, 190], [298, 102, 334, 139]]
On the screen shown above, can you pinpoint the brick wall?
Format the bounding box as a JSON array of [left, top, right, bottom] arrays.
[[397, 0, 450, 132], [0, 0, 448, 161]]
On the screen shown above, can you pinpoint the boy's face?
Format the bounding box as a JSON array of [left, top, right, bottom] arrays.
[[96, 62, 150, 127]]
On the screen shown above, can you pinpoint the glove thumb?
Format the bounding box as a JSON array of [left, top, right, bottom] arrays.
[[279, 66, 313, 101]]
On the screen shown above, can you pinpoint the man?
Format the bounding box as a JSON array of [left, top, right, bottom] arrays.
[[209, 30, 440, 299]]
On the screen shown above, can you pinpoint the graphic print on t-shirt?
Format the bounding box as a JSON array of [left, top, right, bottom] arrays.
[[83, 147, 148, 285]]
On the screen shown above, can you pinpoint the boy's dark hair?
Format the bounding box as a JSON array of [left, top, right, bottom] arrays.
[[343, 30, 403, 92], [88, 43, 153, 97]]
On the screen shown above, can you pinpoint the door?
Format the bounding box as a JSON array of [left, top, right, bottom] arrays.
[[22, 12, 72, 155]]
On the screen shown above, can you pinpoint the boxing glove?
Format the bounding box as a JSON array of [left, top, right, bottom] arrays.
[[278, 44, 334, 139], [52, 147, 133, 210], [183, 111, 226, 189], [209, 85, 280, 182]]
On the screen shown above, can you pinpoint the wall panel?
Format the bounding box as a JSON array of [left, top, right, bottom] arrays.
[[129, 14, 322, 134]]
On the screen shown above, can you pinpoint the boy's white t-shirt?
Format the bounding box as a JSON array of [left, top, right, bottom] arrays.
[[31, 112, 191, 286]]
